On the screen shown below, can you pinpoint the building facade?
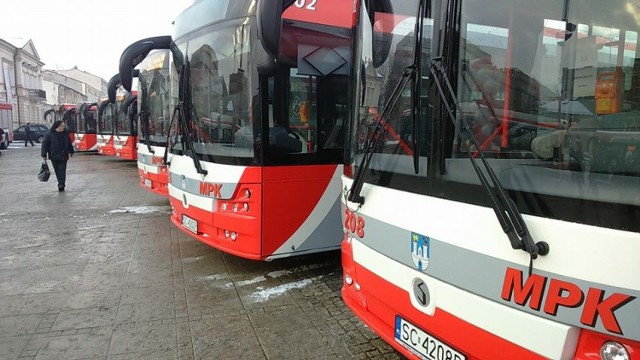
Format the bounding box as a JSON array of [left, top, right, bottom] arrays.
[[0, 38, 47, 128], [42, 70, 85, 106], [56, 67, 108, 103], [1, 37, 108, 132]]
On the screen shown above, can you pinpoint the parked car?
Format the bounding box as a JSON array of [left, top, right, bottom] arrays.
[[13, 124, 49, 143], [0, 127, 11, 149]]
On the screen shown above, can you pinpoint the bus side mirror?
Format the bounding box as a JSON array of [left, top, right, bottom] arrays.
[[119, 36, 173, 92], [107, 74, 122, 103], [370, 0, 394, 68], [257, 0, 285, 58]]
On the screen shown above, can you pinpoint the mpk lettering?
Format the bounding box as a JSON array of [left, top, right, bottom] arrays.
[[199, 182, 223, 197], [501, 267, 635, 335]]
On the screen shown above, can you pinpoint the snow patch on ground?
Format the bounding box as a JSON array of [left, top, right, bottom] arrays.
[[247, 276, 323, 302], [110, 206, 171, 215]]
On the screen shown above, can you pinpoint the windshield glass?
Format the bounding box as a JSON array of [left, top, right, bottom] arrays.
[[114, 92, 134, 136], [64, 110, 78, 133], [85, 108, 97, 134], [139, 51, 171, 146], [77, 105, 97, 134], [99, 104, 115, 135], [184, 21, 253, 161], [350, 0, 432, 185], [77, 107, 86, 133], [446, 0, 640, 229], [352, 0, 640, 231]]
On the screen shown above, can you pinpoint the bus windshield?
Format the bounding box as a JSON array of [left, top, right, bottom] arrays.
[[100, 104, 115, 134], [77, 104, 97, 134], [353, 0, 640, 231], [115, 94, 134, 135], [183, 21, 253, 161], [139, 52, 171, 146]]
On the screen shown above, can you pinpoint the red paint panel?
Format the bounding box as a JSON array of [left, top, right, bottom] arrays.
[[283, 0, 355, 28], [573, 329, 640, 360], [170, 190, 262, 259], [75, 134, 96, 152], [138, 168, 169, 197], [115, 137, 137, 160], [343, 259, 545, 360], [261, 165, 337, 256], [99, 146, 116, 156], [98, 138, 116, 156]]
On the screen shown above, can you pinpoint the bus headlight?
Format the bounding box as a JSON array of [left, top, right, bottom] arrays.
[[600, 341, 630, 360], [245, 189, 251, 198], [222, 203, 228, 211], [345, 274, 353, 285]]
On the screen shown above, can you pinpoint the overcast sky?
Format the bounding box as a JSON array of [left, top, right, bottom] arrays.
[[0, 0, 193, 82]]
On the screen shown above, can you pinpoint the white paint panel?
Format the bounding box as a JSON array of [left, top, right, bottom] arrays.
[[167, 155, 250, 212], [168, 183, 215, 211], [137, 146, 168, 175], [169, 155, 247, 184], [352, 239, 580, 360], [343, 176, 640, 290]]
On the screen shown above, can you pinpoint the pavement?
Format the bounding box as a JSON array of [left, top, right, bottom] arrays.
[[0, 143, 402, 360]]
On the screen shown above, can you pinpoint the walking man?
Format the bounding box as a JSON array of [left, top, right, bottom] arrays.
[[24, 123, 35, 146], [41, 120, 74, 192]]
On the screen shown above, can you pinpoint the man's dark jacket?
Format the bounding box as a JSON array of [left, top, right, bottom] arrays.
[[41, 130, 74, 161]]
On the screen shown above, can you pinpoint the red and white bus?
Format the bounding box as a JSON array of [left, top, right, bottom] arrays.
[[107, 74, 138, 160], [73, 102, 98, 151], [341, 0, 640, 359], [133, 49, 172, 196], [97, 75, 120, 156], [114, 93, 138, 160], [44, 104, 76, 143], [119, 0, 355, 260], [0, 103, 13, 149]]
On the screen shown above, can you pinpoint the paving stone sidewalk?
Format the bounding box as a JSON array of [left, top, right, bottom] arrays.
[[0, 146, 401, 360]]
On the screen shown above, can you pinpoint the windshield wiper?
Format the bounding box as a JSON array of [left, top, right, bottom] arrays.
[[138, 80, 154, 154], [410, 0, 428, 175], [430, 57, 549, 263], [138, 111, 154, 154], [163, 105, 180, 166], [347, 65, 416, 205], [180, 61, 208, 176], [348, 0, 429, 205]]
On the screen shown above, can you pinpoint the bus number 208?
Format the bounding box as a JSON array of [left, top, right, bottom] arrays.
[[344, 209, 365, 238]]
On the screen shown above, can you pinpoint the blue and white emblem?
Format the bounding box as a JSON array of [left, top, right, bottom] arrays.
[[181, 175, 187, 190], [411, 232, 430, 272]]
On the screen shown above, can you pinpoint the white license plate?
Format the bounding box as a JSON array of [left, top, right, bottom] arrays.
[[181, 214, 198, 234], [144, 179, 152, 188], [395, 316, 466, 360]]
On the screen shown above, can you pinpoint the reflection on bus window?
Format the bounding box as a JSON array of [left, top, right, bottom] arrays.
[[439, 0, 640, 226], [185, 24, 253, 161], [352, 2, 433, 189]]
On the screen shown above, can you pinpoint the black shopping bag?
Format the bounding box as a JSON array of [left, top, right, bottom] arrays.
[[38, 160, 50, 182]]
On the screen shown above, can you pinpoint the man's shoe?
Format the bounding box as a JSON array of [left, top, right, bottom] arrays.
[[58, 186, 65, 192]]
